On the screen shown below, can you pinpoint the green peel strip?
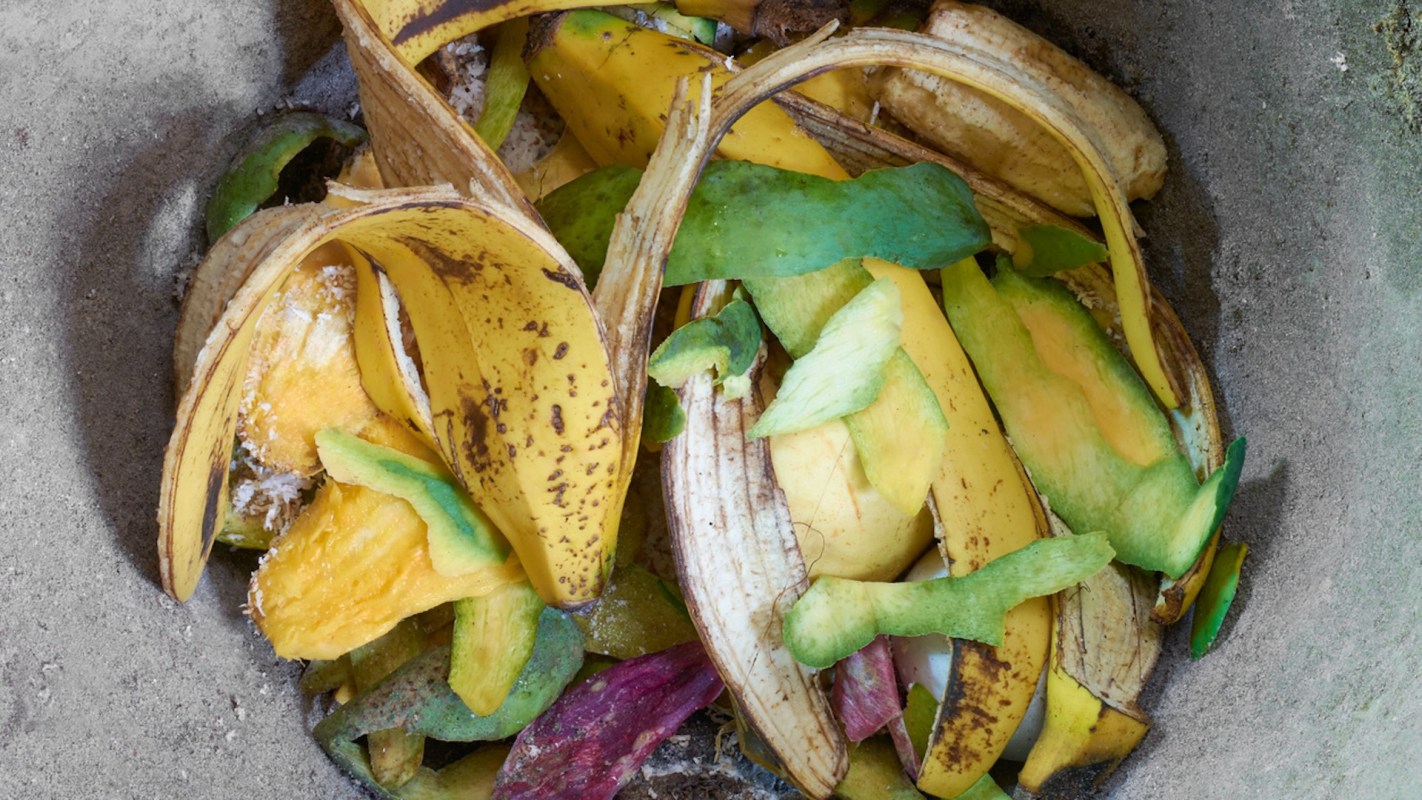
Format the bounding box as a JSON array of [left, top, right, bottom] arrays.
[[646, 294, 761, 392], [205, 111, 366, 242], [1190, 541, 1247, 659], [537, 160, 990, 287], [750, 277, 902, 438], [473, 19, 531, 150], [1012, 224, 1108, 277], [783, 533, 1116, 669]]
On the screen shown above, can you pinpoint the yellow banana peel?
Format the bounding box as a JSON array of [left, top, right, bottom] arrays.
[[161, 186, 624, 608], [1018, 535, 1162, 797], [863, 256, 1051, 797]]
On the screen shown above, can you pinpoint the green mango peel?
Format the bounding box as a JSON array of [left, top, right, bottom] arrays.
[[1012, 223, 1109, 277], [783, 533, 1115, 669], [646, 293, 762, 396], [537, 160, 990, 287], [750, 277, 902, 438], [205, 111, 366, 242], [1190, 541, 1247, 659], [314, 606, 583, 752]]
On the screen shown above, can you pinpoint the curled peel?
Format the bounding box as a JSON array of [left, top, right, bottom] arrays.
[[160, 186, 623, 607], [331, 0, 533, 215], [708, 25, 1182, 408]]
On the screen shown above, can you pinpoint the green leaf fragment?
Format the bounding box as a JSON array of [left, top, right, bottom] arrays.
[[537, 161, 990, 287], [205, 111, 366, 242], [1190, 542, 1248, 659], [750, 278, 903, 438], [1012, 224, 1109, 277], [784, 533, 1116, 669], [646, 295, 761, 390]]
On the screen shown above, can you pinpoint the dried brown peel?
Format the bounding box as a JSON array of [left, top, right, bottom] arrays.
[[331, 0, 533, 216], [661, 281, 847, 799], [160, 186, 623, 608]]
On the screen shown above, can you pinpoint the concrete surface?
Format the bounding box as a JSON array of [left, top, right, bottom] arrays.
[[0, 0, 1416, 797]]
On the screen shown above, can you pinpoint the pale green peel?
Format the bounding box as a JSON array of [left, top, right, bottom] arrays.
[[750, 278, 903, 438], [646, 294, 761, 389], [783, 533, 1116, 669], [315, 429, 509, 576]]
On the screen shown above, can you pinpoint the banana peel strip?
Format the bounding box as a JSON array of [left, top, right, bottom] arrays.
[[713, 25, 1183, 408], [1057, 267, 1228, 623], [331, 0, 535, 219], [160, 187, 623, 606], [661, 281, 848, 799]]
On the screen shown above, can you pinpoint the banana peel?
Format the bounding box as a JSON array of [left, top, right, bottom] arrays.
[[661, 281, 847, 799], [330, 0, 532, 214], [875, 1, 1167, 219], [1017, 514, 1163, 798], [160, 186, 624, 608]]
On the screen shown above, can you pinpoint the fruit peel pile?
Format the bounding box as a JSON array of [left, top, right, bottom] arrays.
[[158, 1, 1249, 797]]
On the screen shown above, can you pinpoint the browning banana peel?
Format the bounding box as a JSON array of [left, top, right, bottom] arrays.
[[162, 186, 625, 609]]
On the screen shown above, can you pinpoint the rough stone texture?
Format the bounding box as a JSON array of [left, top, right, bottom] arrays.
[[0, 0, 1416, 797]]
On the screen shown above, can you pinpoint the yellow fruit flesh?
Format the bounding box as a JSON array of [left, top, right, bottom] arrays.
[[770, 414, 933, 582], [864, 258, 1049, 798], [1013, 302, 1169, 469], [240, 242, 381, 475], [250, 480, 522, 660]]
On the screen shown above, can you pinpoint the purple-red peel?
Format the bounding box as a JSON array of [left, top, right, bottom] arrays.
[[491, 641, 724, 800]]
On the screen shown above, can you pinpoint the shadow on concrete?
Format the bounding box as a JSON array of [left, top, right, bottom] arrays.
[[60, 0, 342, 591], [1115, 460, 1290, 794]]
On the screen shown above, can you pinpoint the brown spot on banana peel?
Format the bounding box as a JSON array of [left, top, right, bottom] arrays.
[[390, 0, 510, 49], [199, 459, 226, 556], [541, 267, 582, 290]]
